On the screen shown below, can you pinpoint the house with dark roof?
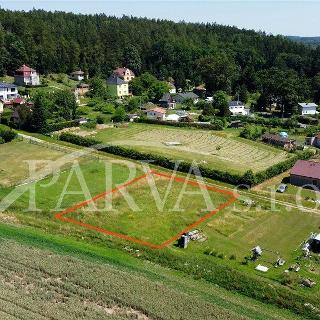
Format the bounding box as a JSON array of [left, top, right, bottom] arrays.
[[290, 160, 320, 187], [70, 70, 85, 81], [305, 133, 320, 148], [0, 83, 18, 101], [159, 93, 176, 109], [113, 67, 135, 82], [107, 75, 129, 98], [14, 65, 40, 86], [174, 92, 199, 104], [298, 103, 318, 116], [262, 133, 296, 149], [229, 101, 250, 116]]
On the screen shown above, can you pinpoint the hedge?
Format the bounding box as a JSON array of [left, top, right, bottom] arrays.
[[42, 120, 80, 134], [59, 132, 314, 186], [135, 118, 224, 130], [0, 125, 17, 143]]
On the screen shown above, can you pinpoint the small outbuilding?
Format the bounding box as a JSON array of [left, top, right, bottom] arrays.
[[290, 160, 320, 188]]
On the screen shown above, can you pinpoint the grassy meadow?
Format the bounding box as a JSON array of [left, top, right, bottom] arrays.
[[91, 123, 290, 174]]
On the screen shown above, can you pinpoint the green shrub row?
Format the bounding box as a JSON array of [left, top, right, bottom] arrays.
[[59, 132, 314, 186], [42, 120, 80, 134], [0, 125, 17, 143], [135, 118, 224, 130]]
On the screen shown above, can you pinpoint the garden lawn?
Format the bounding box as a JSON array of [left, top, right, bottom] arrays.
[[93, 123, 290, 174]]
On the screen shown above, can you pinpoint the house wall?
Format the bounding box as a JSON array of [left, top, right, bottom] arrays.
[[302, 107, 317, 115], [117, 83, 129, 97], [15, 73, 40, 86], [147, 112, 165, 120], [290, 174, 320, 188], [0, 87, 18, 101]]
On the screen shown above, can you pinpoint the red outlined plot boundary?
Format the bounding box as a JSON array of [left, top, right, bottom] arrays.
[[54, 170, 239, 249]]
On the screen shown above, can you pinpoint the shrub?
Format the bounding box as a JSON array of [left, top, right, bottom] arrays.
[[96, 115, 104, 124], [0, 125, 17, 142]]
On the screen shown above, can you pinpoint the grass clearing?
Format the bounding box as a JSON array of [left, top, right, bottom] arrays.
[[92, 123, 289, 174], [0, 223, 304, 320]]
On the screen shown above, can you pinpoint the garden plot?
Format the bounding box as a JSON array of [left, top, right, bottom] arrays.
[[94, 125, 289, 174]]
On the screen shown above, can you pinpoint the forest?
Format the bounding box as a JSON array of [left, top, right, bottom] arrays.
[[0, 9, 320, 113]]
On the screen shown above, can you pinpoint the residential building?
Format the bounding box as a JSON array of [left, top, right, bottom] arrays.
[[159, 93, 176, 109], [193, 84, 206, 98], [167, 82, 176, 94], [14, 65, 40, 86], [113, 67, 135, 82], [262, 133, 296, 149], [0, 83, 19, 101], [165, 114, 180, 122], [290, 160, 320, 187], [229, 101, 250, 116], [77, 83, 90, 96], [70, 70, 85, 81], [299, 103, 318, 116], [0, 100, 3, 113], [107, 75, 129, 98], [174, 92, 199, 104], [146, 107, 166, 121], [306, 133, 320, 148]]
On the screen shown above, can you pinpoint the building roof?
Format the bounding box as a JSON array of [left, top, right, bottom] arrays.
[[166, 114, 180, 121], [71, 70, 84, 75], [159, 93, 173, 103], [13, 97, 26, 104], [113, 67, 135, 77], [0, 82, 17, 89], [147, 107, 166, 114], [78, 83, 89, 88], [175, 92, 199, 100], [229, 100, 245, 107], [16, 64, 36, 73], [291, 160, 320, 180], [107, 75, 126, 85], [298, 102, 318, 108], [262, 133, 295, 143], [167, 82, 176, 89]]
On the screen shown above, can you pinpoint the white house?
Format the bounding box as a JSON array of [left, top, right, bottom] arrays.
[[299, 103, 318, 116], [0, 100, 3, 113], [107, 75, 129, 98], [0, 83, 19, 101], [70, 70, 85, 81], [168, 82, 176, 94], [228, 101, 250, 116], [165, 114, 180, 122], [14, 65, 40, 86], [146, 107, 166, 121]]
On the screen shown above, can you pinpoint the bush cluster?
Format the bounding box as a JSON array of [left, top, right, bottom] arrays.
[[0, 125, 17, 143], [42, 120, 80, 133]]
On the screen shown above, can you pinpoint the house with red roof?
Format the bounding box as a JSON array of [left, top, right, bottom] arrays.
[[290, 160, 320, 188], [146, 107, 166, 121], [113, 67, 135, 82], [14, 65, 40, 86]]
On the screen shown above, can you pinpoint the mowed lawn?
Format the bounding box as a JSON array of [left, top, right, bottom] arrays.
[[0, 140, 81, 187], [93, 123, 290, 174], [67, 171, 233, 246]]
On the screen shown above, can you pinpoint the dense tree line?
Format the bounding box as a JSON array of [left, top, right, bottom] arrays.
[[0, 9, 320, 111]]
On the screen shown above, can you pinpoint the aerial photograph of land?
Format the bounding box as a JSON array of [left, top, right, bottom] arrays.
[[1, 0, 320, 319]]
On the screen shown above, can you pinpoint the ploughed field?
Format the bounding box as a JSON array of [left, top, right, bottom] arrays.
[[92, 123, 290, 174]]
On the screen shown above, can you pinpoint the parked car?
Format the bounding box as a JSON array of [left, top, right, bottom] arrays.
[[277, 184, 288, 193]]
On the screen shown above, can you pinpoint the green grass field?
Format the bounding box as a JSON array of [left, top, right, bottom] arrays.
[[0, 223, 303, 320], [1, 138, 320, 318], [91, 123, 290, 174]]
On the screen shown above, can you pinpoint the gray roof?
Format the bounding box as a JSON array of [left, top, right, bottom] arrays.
[[229, 100, 245, 107], [175, 92, 198, 100], [0, 82, 17, 89], [107, 75, 126, 85], [298, 102, 318, 108]]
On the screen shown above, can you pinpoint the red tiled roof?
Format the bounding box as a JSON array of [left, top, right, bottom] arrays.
[[148, 107, 166, 114], [16, 64, 36, 72], [113, 67, 135, 77], [13, 97, 26, 104], [290, 160, 320, 180]]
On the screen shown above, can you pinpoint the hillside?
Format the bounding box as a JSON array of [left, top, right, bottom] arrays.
[[288, 36, 320, 47], [0, 9, 319, 94]]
